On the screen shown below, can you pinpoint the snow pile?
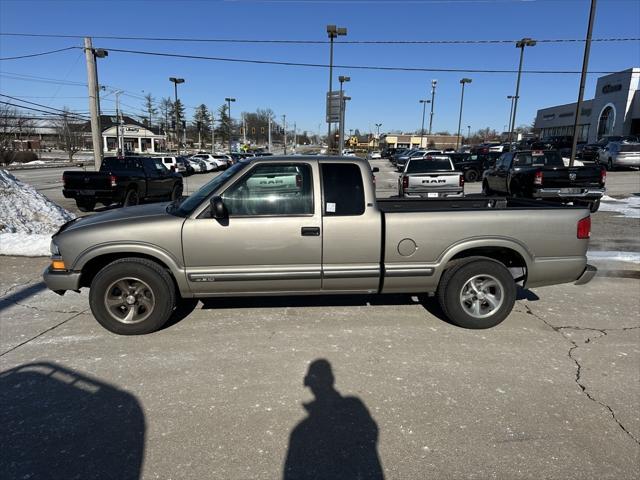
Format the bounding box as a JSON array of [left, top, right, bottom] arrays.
[[0, 169, 75, 256], [598, 195, 640, 219]]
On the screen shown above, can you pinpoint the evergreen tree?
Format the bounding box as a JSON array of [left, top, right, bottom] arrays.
[[144, 93, 157, 128]]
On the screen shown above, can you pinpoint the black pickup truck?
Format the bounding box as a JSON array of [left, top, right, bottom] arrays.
[[63, 156, 183, 212], [482, 150, 606, 212]]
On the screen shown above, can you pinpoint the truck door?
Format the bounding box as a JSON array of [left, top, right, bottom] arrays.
[[320, 162, 382, 293], [144, 158, 173, 198], [491, 153, 512, 193], [181, 161, 322, 294]]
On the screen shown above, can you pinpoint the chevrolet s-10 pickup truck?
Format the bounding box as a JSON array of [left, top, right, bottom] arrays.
[[44, 156, 597, 335]]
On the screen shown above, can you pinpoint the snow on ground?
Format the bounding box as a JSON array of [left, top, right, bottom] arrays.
[[0, 169, 75, 256], [588, 250, 640, 264], [598, 195, 640, 219]]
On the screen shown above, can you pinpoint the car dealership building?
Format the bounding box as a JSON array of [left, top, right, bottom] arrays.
[[534, 68, 640, 143]]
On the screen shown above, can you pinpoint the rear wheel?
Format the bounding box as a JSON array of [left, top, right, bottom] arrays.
[[590, 199, 600, 213], [170, 184, 183, 201], [607, 158, 614, 171], [437, 258, 516, 329], [123, 188, 139, 207], [464, 169, 479, 182], [89, 258, 176, 335], [76, 198, 95, 212]]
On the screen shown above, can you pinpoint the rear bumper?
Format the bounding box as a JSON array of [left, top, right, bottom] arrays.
[[63, 189, 120, 201], [43, 266, 82, 294], [403, 190, 464, 198], [532, 187, 605, 200], [575, 264, 597, 285]]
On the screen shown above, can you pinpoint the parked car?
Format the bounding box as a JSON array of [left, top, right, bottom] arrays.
[[443, 152, 500, 182], [46, 156, 597, 335], [186, 158, 205, 173], [176, 156, 195, 176], [531, 136, 574, 151], [62, 156, 183, 212], [158, 155, 191, 175], [398, 156, 463, 198], [482, 150, 606, 212], [190, 154, 226, 171], [368, 151, 382, 159], [598, 141, 640, 170], [382, 147, 406, 160]]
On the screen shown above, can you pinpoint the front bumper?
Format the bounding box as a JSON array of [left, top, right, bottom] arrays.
[[533, 187, 605, 200], [575, 264, 597, 285], [43, 266, 82, 295]]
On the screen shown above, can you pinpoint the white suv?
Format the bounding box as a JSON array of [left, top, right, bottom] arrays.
[[189, 154, 225, 171]]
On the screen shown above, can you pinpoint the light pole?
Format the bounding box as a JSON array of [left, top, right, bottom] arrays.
[[339, 96, 350, 154], [225, 97, 235, 153], [338, 75, 350, 153], [507, 95, 518, 141], [115, 90, 123, 156], [419, 99, 430, 148], [282, 114, 287, 155], [169, 77, 184, 154], [375, 123, 382, 149], [428, 79, 437, 135], [326, 25, 347, 153], [467, 125, 471, 143], [456, 78, 472, 150], [509, 38, 536, 143]]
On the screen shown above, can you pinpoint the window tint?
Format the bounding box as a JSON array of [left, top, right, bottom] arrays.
[[406, 158, 453, 173], [222, 163, 313, 216], [514, 152, 563, 167], [152, 159, 167, 172], [321, 163, 365, 216], [102, 157, 141, 172]]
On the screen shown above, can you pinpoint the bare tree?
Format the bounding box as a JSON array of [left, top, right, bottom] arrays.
[[55, 108, 84, 162], [144, 93, 158, 128]]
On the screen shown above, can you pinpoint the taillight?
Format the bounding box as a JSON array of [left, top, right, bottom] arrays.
[[402, 176, 409, 189], [577, 216, 591, 239], [110, 175, 117, 187], [534, 171, 543, 186], [600, 167, 606, 186], [459, 174, 464, 188]]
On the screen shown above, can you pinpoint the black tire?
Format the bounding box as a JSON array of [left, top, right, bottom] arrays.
[[437, 258, 516, 329], [89, 257, 176, 335], [589, 199, 600, 213], [464, 169, 479, 183], [170, 183, 183, 201], [76, 198, 96, 212], [123, 188, 139, 207], [607, 158, 614, 171]]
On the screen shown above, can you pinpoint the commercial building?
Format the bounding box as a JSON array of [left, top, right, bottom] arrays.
[[379, 134, 461, 150], [534, 68, 640, 143], [82, 115, 166, 154]]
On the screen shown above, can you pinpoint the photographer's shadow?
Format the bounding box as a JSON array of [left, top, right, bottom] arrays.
[[283, 359, 384, 480]]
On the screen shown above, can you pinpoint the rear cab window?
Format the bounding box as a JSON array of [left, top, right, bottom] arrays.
[[321, 163, 365, 216], [406, 158, 453, 173]]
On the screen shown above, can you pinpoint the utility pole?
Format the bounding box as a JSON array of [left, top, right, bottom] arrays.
[[293, 121, 297, 151], [211, 109, 215, 154], [115, 90, 123, 157], [339, 96, 350, 153], [570, 0, 597, 167], [169, 77, 185, 154], [456, 78, 472, 150], [338, 75, 350, 153], [242, 113, 247, 144], [428, 80, 437, 135], [268, 115, 272, 152], [225, 97, 236, 154], [326, 25, 347, 153], [282, 114, 287, 155], [84, 37, 105, 170], [375, 123, 382, 149], [419, 99, 430, 148]]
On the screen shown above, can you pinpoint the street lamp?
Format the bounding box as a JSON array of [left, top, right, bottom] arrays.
[[340, 96, 351, 154], [169, 77, 185, 154], [467, 125, 471, 142], [375, 123, 382, 149], [338, 75, 350, 153], [225, 97, 236, 153], [509, 38, 536, 143], [327, 25, 347, 153], [419, 99, 431, 148], [456, 78, 472, 150], [507, 95, 518, 142], [428, 79, 437, 135]]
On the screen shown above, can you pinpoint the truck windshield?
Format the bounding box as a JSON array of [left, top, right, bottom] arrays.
[[406, 158, 452, 173], [172, 162, 248, 217]]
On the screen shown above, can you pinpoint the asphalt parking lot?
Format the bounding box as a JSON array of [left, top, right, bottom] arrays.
[[2, 159, 639, 479]]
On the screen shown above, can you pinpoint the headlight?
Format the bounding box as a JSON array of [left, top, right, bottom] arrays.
[[50, 240, 60, 256]]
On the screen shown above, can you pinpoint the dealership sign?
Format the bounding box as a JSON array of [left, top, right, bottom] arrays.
[[602, 84, 622, 94]]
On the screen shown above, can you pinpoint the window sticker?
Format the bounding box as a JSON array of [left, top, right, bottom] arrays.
[[326, 202, 336, 213]]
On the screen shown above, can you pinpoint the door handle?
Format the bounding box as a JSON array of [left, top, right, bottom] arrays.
[[301, 227, 320, 236]]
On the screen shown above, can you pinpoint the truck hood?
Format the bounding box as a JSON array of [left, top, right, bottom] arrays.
[[61, 202, 172, 234]]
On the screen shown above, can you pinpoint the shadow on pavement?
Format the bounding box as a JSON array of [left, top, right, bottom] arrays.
[[0, 362, 145, 480], [0, 282, 46, 313], [283, 359, 384, 480]]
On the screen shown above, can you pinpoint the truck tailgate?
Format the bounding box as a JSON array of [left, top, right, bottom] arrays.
[[406, 172, 461, 193], [540, 166, 602, 189], [63, 171, 112, 190]]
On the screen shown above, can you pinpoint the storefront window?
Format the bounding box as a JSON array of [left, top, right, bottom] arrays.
[[597, 106, 615, 139]]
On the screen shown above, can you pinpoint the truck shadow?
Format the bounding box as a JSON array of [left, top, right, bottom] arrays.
[[0, 282, 46, 313], [0, 362, 146, 480]]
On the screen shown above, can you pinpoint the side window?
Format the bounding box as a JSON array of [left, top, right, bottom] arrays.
[[513, 153, 532, 166], [222, 163, 313, 216], [321, 163, 365, 216]]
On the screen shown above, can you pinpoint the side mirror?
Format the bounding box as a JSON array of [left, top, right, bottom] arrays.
[[210, 196, 228, 219], [372, 167, 379, 173]]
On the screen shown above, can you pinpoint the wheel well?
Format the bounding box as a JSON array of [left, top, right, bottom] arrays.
[[449, 247, 527, 282], [79, 253, 179, 293]]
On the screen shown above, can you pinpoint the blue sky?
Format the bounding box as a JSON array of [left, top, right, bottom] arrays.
[[1, 0, 639, 137]]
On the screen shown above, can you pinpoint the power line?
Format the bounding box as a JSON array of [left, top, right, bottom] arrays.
[[102, 47, 624, 75], [0, 94, 89, 118], [0, 101, 89, 121], [0, 46, 79, 61], [0, 32, 638, 44]]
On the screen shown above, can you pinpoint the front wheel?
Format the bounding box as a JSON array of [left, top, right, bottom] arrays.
[[89, 258, 176, 335], [464, 169, 479, 182], [437, 258, 516, 329]]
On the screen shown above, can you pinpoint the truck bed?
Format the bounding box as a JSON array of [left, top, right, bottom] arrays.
[[377, 195, 581, 213]]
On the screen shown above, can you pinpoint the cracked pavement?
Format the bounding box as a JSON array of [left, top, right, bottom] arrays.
[[1, 256, 639, 479]]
